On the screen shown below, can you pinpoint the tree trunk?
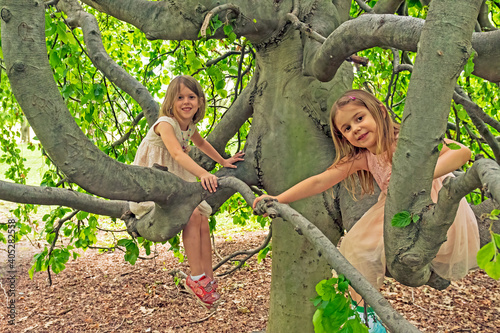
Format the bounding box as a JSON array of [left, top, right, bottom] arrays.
[[242, 23, 353, 330]]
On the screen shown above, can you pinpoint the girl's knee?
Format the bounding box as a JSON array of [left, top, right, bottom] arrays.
[[188, 209, 205, 226]]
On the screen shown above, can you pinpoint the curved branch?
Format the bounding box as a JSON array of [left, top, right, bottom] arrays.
[[309, 14, 500, 83], [354, 0, 374, 13], [111, 111, 144, 148], [213, 225, 272, 276], [311, 14, 422, 82], [57, 0, 159, 127], [477, 0, 497, 31], [0, 180, 128, 218], [200, 4, 241, 38], [249, 192, 419, 333], [453, 88, 500, 163], [469, 29, 500, 82]]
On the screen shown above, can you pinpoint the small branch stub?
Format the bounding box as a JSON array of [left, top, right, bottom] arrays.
[[200, 4, 241, 38], [1, 8, 12, 23]]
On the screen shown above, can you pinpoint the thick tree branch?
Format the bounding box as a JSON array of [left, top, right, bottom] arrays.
[[385, 0, 483, 287], [79, 0, 274, 43], [478, 0, 497, 31], [471, 29, 500, 82], [311, 14, 422, 81], [372, 0, 405, 14], [0, 180, 128, 218], [56, 0, 159, 127], [308, 13, 500, 83]]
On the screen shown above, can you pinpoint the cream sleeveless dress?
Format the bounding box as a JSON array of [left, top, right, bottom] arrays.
[[129, 116, 212, 219], [339, 150, 480, 288]]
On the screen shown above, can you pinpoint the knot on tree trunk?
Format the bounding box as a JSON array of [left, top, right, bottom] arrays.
[[121, 210, 141, 238], [400, 252, 424, 266]]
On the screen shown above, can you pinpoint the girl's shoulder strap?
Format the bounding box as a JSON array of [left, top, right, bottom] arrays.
[[155, 116, 179, 129], [152, 116, 180, 136]]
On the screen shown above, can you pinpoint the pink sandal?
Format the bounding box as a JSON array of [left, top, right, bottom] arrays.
[[184, 275, 220, 309]]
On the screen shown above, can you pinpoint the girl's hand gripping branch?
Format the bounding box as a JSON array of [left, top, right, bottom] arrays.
[[199, 171, 219, 193], [221, 151, 245, 168], [252, 195, 278, 217]]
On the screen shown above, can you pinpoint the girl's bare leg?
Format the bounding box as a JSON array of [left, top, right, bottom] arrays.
[[199, 215, 214, 279], [182, 208, 204, 276]]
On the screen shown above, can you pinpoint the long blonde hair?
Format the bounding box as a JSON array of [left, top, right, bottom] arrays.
[[329, 89, 399, 195], [159, 75, 206, 124]]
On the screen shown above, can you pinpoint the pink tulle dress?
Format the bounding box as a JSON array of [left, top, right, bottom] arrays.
[[129, 116, 212, 219], [339, 150, 480, 288]]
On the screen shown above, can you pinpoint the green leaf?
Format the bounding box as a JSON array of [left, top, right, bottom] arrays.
[[493, 233, 500, 246], [464, 52, 475, 77], [484, 260, 500, 280], [117, 238, 131, 247], [477, 242, 495, 269], [311, 295, 323, 307], [29, 264, 36, 280], [312, 309, 325, 333], [76, 211, 89, 220], [124, 242, 139, 265], [338, 280, 349, 292], [391, 211, 412, 228], [446, 143, 461, 150], [223, 24, 233, 37]]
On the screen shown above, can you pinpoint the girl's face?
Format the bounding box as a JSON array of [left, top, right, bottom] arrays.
[[334, 103, 379, 154], [173, 83, 201, 127]]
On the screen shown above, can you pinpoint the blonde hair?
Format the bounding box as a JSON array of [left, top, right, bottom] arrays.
[[159, 75, 206, 124], [329, 89, 399, 195]]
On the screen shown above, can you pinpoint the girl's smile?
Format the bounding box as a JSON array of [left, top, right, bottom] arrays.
[[334, 103, 379, 153], [174, 83, 201, 129]]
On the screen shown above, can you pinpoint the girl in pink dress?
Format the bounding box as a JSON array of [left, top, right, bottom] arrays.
[[253, 89, 479, 331], [131, 75, 244, 308]]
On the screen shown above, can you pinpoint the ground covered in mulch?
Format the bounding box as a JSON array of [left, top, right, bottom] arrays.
[[1, 226, 499, 332]]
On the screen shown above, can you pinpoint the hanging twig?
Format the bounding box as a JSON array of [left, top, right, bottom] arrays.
[[47, 210, 79, 286]]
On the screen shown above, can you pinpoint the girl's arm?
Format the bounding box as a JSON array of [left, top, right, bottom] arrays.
[[191, 130, 244, 168], [252, 156, 366, 209], [434, 138, 471, 178], [155, 122, 218, 192]]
